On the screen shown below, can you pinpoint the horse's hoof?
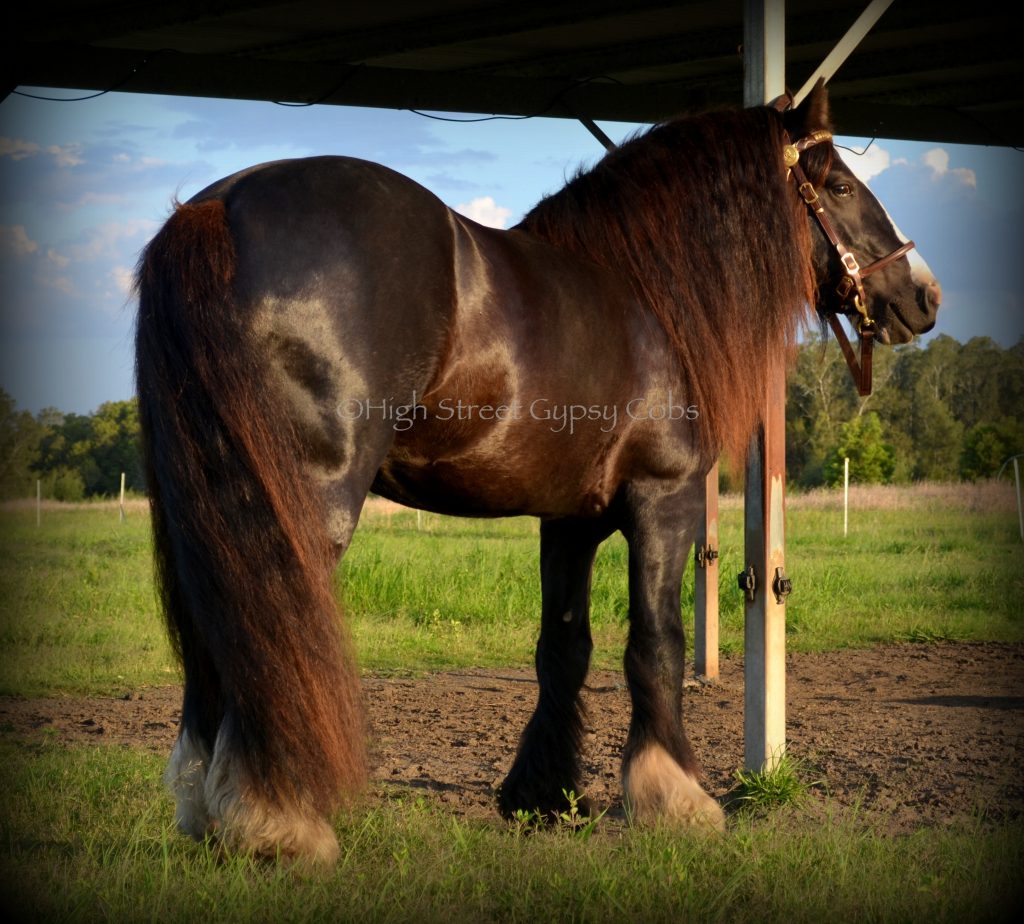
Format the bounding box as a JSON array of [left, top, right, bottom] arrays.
[[623, 743, 726, 833]]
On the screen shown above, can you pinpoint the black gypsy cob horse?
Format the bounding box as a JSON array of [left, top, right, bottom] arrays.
[[135, 84, 939, 864]]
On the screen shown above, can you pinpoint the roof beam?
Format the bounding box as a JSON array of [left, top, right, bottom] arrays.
[[241, 1, 684, 63], [10, 41, 1021, 146], [14, 1, 288, 45]]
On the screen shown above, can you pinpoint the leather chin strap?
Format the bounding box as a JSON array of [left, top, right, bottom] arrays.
[[774, 96, 917, 397]]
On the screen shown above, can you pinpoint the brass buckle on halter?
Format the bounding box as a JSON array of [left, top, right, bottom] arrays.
[[797, 181, 820, 209]]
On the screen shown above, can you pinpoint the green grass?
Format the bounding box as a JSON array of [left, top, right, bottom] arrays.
[[731, 752, 826, 812], [1, 491, 1022, 696], [0, 743, 1020, 923], [1, 490, 1022, 920], [0, 507, 173, 696]]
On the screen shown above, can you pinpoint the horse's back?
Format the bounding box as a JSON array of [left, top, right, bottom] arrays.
[[195, 156, 457, 312]]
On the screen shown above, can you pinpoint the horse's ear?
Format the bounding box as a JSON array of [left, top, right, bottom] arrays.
[[784, 79, 831, 136]]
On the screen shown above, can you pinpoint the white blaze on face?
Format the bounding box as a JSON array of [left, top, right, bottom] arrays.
[[881, 204, 939, 290]]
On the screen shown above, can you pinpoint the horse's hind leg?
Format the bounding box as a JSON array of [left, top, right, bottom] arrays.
[[619, 479, 725, 831], [137, 199, 367, 865], [499, 517, 612, 819]]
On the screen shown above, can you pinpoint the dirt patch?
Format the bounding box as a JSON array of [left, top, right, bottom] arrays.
[[2, 642, 1022, 832]]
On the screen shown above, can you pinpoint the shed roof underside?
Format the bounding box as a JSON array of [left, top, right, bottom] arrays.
[[8, 1, 1024, 147]]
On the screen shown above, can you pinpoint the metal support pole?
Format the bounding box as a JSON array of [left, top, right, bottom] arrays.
[[792, 0, 896, 106], [577, 115, 617, 152], [694, 463, 720, 681], [742, 0, 787, 773]]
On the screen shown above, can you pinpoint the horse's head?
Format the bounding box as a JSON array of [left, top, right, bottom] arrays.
[[783, 84, 941, 345]]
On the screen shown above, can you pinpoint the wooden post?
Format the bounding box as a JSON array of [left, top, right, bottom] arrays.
[[743, 0, 787, 773], [694, 463, 720, 680], [36, 479, 41, 527], [119, 472, 126, 523]]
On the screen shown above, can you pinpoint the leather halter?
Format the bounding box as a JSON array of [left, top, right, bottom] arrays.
[[778, 113, 917, 396]]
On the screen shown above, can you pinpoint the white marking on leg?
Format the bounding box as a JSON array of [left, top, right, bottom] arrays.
[[164, 729, 213, 840], [203, 721, 341, 866], [623, 742, 725, 832]]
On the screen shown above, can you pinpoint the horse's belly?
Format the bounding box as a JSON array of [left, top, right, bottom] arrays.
[[372, 423, 618, 519]]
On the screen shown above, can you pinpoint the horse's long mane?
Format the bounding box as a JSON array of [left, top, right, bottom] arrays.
[[519, 106, 816, 463]]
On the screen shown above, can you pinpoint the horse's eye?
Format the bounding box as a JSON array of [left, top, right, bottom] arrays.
[[830, 183, 854, 198]]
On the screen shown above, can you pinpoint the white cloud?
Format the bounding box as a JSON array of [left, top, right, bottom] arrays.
[[0, 136, 84, 167], [0, 137, 41, 160], [923, 147, 977, 187], [47, 143, 84, 167], [38, 273, 76, 295], [454, 195, 513, 229], [67, 219, 158, 262], [46, 248, 70, 268], [923, 148, 950, 177], [110, 265, 134, 295], [0, 225, 38, 257], [843, 144, 891, 183]]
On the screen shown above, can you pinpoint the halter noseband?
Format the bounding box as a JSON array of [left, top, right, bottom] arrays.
[[776, 102, 917, 396]]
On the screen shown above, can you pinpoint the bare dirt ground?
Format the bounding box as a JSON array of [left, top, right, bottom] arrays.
[[2, 642, 1022, 833]]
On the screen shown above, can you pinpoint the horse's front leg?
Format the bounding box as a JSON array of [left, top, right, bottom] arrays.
[[620, 479, 725, 831], [498, 516, 613, 820]]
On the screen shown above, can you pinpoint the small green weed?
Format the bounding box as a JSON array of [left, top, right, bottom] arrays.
[[509, 789, 607, 840], [732, 752, 825, 812]]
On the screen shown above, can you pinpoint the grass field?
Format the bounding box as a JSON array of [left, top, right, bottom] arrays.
[[1, 483, 1022, 921]]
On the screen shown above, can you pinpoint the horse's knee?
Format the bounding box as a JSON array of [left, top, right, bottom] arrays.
[[622, 742, 725, 832]]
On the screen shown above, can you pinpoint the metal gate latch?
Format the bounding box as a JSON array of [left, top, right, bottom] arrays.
[[772, 567, 793, 603], [695, 544, 719, 569], [737, 565, 756, 602]]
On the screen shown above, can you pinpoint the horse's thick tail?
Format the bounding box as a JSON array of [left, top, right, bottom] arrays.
[[135, 199, 365, 858]]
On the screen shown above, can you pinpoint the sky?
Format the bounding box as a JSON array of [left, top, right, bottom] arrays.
[[1, 87, 1022, 415]]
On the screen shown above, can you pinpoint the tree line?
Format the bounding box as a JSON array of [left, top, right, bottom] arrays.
[[1, 333, 1021, 501], [784, 332, 1023, 488], [0, 394, 143, 501]]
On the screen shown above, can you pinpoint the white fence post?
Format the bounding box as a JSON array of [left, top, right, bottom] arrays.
[[1015, 457, 1023, 543], [843, 456, 850, 537]]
